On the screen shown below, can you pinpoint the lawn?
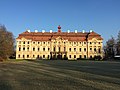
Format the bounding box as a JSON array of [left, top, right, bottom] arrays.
[[0, 60, 120, 90]]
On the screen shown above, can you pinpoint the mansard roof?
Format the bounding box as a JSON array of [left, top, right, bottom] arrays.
[[17, 30, 103, 41], [16, 26, 103, 41]]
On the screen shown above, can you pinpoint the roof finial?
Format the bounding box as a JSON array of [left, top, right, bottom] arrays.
[[58, 25, 61, 32]]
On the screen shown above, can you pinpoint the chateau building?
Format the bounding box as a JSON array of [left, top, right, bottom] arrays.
[[16, 25, 103, 60]]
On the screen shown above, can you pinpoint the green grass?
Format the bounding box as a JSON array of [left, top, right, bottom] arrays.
[[0, 60, 120, 90]]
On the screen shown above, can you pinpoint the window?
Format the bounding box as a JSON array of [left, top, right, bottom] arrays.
[[19, 41, 21, 44], [53, 47, 56, 52], [94, 42, 96, 44], [64, 42, 65, 44], [33, 42, 35, 44], [64, 47, 66, 52], [43, 48, 45, 51], [48, 48, 50, 51], [23, 55, 25, 58], [27, 55, 29, 58], [33, 55, 35, 58], [94, 48, 96, 52], [79, 42, 81, 44], [28, 42, 29, 44], [90, 56, 92, 59], [19, 47, 21, 51], [84, 48, 86, 52], [33, 47, 35, 51], [99, 42, 101, 44], [43, 42, 45, 44], [18, 55, 20, 58], [74, 42, 76, 44], [90, 42, 92, 44], [90, 48, 92, 51], [37, 55, 39, 58], [23, 41, 25, 44], [69, 48, 71, 52], [79, 55, 82, 58], [27, 47, 29, 51], [84, 55, 86, 58], [79, 48, 81, 52], [69, 55, 71, 58], [48, 42, 50, 44], [74, 55, 76, 58], [43, 55, 45, 58], [59, 47, 60, 52], [48, 55, 49, 58], [23, 47, 25, 51], [38, 48, 40, 51], [84, 42, 86, 44], [38, 42, 40, 44], [98, 48, 101, 53], [74, 48, 76, 51]]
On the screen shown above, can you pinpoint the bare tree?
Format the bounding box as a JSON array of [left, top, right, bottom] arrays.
[[0, 25, 15, 61]]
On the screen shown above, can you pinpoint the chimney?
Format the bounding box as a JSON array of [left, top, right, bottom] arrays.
[[35, 30, 38, 33], [42, 30, 45, 33], [90, 29, 93, 33], [82, 30, 85, 33], [67, 30, 70, 33], [27, 29, 30, 33], [50, 30, 52, 33], [75, 30, 77, 33]]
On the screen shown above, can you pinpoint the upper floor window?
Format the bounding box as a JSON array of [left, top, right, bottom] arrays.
[[84, 48, 86, 52], [19, 47, 21, 51], [53, 47, 56, 52], [43, 42, 45, 44], [27, 47, 29, 51], [79, 42, 81, 44], [23, 41, 25, 44], [19, 41, 21, 44], [33, 47, 35, 51], [38, 48, 40, 51], [59, 47, 60, 52], [64, 47, 66, 52], [74, 48, 76, 51], [84, 42, 86, 44], [33, 42, 35, 44], [69, 48, 71, 52], [90, 42, 92, 44], [43, 48, 45, 51], [99, 42, 101, 44], [79, 48, 81, 52], [38, 42, 40, 44], [23, 47, 25, 51], [94, 48, 96, 52], [74, 42, 76, 44], [48, 48, 50, 51], [90, 48, 92, 51], [28, 42, 29, 44]]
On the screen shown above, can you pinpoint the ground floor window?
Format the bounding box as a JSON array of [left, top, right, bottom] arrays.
[[23, 55, 25, 58], [27, 55, 29, 58], [84, 55, 86, 59], [18, 55, 20, 58], [79, 55, 82, 58], [33, 55, 35, 58], [43, 55, 45, 58], [69, 55, 71, 58], [48, 55, 49, 58], [74, 55, 76, 58], [90, 56, 92, 59]]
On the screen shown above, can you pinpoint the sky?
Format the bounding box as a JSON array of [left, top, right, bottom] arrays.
[[0, 0, 120, 44]]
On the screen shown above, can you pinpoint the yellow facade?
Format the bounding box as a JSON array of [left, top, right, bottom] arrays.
[[16, 31, 103, 60]]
